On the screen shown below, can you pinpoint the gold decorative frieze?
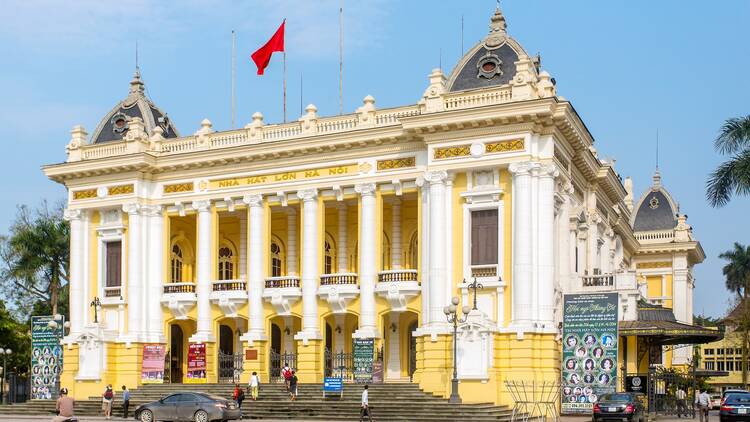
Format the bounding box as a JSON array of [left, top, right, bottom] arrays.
[[636, 261, 672, 269], [163, 182, 194, 194], [433, 145, 471, 159], [210, 164, 359, 190], [72, 189, 97, 200], [377, 157, 416, 171], [107, 184, 134, 196], [485, 139, 524, 154]]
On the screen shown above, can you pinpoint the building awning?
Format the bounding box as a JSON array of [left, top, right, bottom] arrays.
[[619, 319, 724, 345], [694, 370, 730, 378]]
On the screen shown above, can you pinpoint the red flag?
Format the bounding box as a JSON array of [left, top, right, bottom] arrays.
[[251, 20, 285, 75]]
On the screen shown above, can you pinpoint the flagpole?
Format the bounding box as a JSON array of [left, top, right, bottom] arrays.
[[339, 0, 344, 115], [300, 72, 303, 116], [283, 52, 287, 123], [231, 30, 236, 129]]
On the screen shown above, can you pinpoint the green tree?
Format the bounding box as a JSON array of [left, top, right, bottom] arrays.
[[720, 242, 750, 388], [706, 115, 750, 207], [0, 202, 69, 317], [0, 302, 31, 375]]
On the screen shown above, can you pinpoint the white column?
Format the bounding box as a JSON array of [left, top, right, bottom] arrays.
[[64, 208, 85, 336], [123, 203, 143, 340], [337, 204, 348, 272], [558, 192, 572, 293], [444, 175, 454, 307], [386, 313, 401, 379], [425, 171, 448, 328], [587, 219, 599, 273], [391, 199, 401, 270], [353, 183, 379, 339], [295, 189, 321, 341], [239, 212, 247, 280], [287, 209, 298, 275], [242, 194, 267, 343], [538, 164, 558, 325], [334, 314, 345, 353], [509, 162, 535, 328], [418, 181, 430, 327], [190, 200, 215, 343], [144, 206, 165, 341]]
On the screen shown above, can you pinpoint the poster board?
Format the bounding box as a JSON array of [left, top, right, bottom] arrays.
[[561, 293, 619, 414], [353, 338, 374, 383], [186, 343, 207, 384], [30, 316, 63, 400], [141, 344, 166, 384]]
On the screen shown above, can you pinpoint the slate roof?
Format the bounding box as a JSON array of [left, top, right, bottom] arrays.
[[618, 301, 723, 345], [633, 190, 677, 232]]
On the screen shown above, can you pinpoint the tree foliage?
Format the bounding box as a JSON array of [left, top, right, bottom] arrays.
[[707, 115, 750, 207], [720, 242, 750, 388], [0, 301, 31, 375], [0, 202, 69, 318]]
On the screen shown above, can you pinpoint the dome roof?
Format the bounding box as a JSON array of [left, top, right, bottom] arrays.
[[90, 69, 179, 144], [446, 7, 532, 93], [632, 170, 678, 232]]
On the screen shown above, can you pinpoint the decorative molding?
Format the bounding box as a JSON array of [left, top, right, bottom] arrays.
[[73, 189, 97, 200], [242, 194, 263, 207], [508, 161, 539, 176], [434, 144, 471, 159], [485, 139, 524, 154], [354, 183, 377, 196], [140, 205, 163, 217], [107, 184, 134, 196], [296, 188, 318, 202], [122, 203, 140, 215], [636, 261, 672, 269], [191, 200, 211, 212], [376, 157, 415, 171], [423, 170, 448, 184], [63, 208, 83, 221], [163, 182, 194, 194]]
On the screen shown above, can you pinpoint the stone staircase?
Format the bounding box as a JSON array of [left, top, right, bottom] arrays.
[[0, 383, 516, 421]]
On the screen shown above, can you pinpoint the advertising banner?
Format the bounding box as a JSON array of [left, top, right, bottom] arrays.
[[561, 293, 619, 414], [186, 343, 207, 384], [353, 338, 374, 382], [141, 344, 166, 384], [30, 315, 64, 400]]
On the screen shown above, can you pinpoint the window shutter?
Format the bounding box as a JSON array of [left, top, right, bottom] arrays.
[[470, 209, 498, 265], [106, 241, 122, 287]]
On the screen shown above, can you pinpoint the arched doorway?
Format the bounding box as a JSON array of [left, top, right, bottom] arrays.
[[325, 323, 333, 376], [219, 325, 233, 354], [218, 322, 243, 383], [271, 323, 281, 355], [170, 325, 184, 383]]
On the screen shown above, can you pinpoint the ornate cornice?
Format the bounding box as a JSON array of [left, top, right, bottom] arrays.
[[107, 184, 134, 196], [376, 157, 415, 171], [72, 189, 97, 200], [163, 182, 194, 194]]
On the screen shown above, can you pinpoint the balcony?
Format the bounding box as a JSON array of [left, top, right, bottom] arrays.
[[582, 274, 614, 287], [161, 282, 197, 320], [209, 279, 248, 317], [470, 264, 498, 279], [103, 286, 122, 299], [318, 273, 359, 314], [263, 276, 302, 316], [375, 269, 421, 312]]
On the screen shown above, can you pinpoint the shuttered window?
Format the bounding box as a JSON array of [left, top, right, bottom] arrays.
[[105, 241, 122, 287], [470, 209, 498, 265]]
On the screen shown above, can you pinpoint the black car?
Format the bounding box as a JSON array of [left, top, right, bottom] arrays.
[[593, 392, 646, 422], [720, 392, 750, 422], [134, 392, 241, 422]]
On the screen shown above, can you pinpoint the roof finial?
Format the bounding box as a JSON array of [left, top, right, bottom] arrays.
[[652, 128, 661, 188], [486, 1, 507, 47], [129, 41, 145, 96]]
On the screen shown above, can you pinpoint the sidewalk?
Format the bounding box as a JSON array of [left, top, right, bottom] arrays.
[[1, 417, 313, 422]]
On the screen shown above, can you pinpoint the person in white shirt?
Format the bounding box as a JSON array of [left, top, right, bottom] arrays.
[[360, 384, 372, 422], [695, 390, 711, 422], [248, 371, 260, 401], [675, 387, 687, 418]]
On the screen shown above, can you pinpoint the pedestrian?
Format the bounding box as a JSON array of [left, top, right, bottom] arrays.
[[288, 370, 298, 401], [101, 384, 114, 420], [675, 386, 687, 418], [282, 362, 292, 393], [360, 384, 372, 422], [52, 387, 75, 422], [232, 383, 245, 417], [695, 389, 711, 422], [121, 385, 131, 419], [248, 371, 260, 401]]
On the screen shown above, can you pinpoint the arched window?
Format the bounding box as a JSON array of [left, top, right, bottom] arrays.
[[218, 245, 234, 280], [171, 244, 183, 283], [408, 231, 419, 270], [324, 241, 333, 274], [271, 242, 282, 277]]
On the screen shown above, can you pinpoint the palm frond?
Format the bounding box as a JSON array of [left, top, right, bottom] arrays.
[[716, 116, 750, 155]]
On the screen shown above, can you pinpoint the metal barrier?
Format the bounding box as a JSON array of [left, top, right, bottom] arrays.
[[269, 351, 298, 383], [504, 380, 561, 422], [324, 349, 354, 382], [218, 352, 244, 384]]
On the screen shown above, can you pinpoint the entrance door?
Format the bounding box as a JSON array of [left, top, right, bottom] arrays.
[[170, 325, 184, 383], [408, 322, 417, 380], [218, 325, 242, 383], [325, 323, 333, 376]]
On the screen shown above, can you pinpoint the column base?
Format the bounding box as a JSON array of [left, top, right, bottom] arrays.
[[295, 338, 323, 383], [188, 332, 216, 343]]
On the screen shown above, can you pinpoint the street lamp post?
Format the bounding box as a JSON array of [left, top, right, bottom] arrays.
[[443, 296, 470, 404], [90, 297, 101, 324], [0, 348, 12, 405]]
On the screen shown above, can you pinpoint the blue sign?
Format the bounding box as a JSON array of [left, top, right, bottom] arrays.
[[323, 377, 343, 392]]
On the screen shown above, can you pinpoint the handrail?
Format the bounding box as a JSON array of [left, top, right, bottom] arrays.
[[163, 282, 196, 294], [377, 269, 418, 283], [212, 280, 247, 291], [264, 276, 300, 288], [320, 273, 358, 286]]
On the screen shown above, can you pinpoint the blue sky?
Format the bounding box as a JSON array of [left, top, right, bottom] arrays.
[[1, 1, 747, 317]]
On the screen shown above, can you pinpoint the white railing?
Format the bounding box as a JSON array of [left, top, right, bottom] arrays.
[[470, 264, 499, 279], [264, 276, 301, 288], [161, 136, 197, 153], [378, 269, 418, 283], [320, 273, 358, 286], [375, 106, 421, 125], [263, 123, 303, 140], [209, 131, 248, 148], [81, 142, 128, 159], [444, 86, 512, 110], [635, 230, 675, 242], [582, 274, 614, 287], [103, 286, 122, 298], [317, 116, 358, 133], [211, 279, 247, 292], [162, 282, 197, 294]]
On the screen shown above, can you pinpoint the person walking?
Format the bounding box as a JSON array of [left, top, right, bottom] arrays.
[[121, 385, 131, 419], [52, 387, 75, 422], [248, 371, 260, 401], [288, 370, 298, 401], [675, 386, 687, 418], [360, 384, 372, 422], [232, 383, 245, 418], [282, 363, 292, 393], [695, 389, 711, 422], [101, 384, 115, 420]]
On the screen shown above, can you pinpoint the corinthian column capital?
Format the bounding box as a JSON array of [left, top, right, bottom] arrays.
[[63, 208, 83, 221], [354, 183, 377, 196], [122, 203, 141, 215], [242, 193, 264, 207], [423, 170, 448, 185], [508, 161, 539, 176], [536, 163, 559, 179], [296, 188, 318, 202], [191, 200, 211, 212], [140, 205, 163, 217]]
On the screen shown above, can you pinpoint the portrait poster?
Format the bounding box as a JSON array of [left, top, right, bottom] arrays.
[[186, 343, 207, 384], [141, 344, 166, 384], [561, 293, 619, 414], [30, 315, 64, 400], [353, 338, 374, 383]]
